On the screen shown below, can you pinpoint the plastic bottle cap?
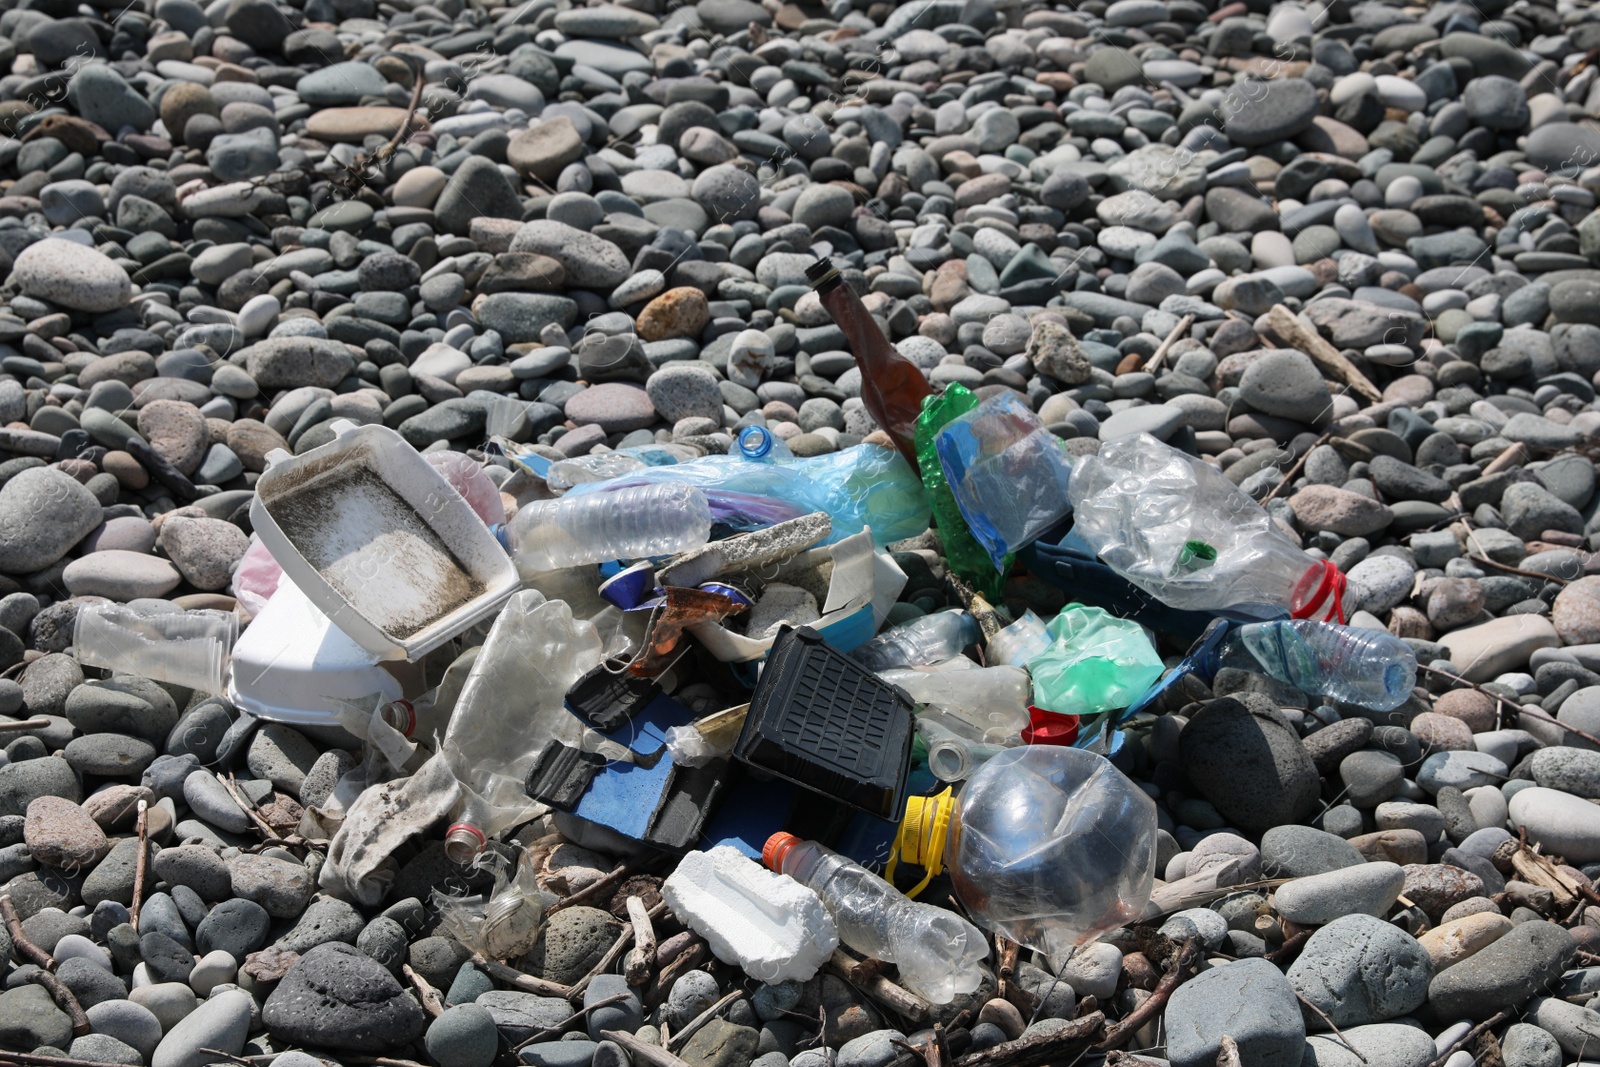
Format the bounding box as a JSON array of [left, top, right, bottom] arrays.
[[738, 426, 774, 460], [1291, 559, 1347, 624], [763, 831, 801, 872], [490, 523, 509, 551], [382, 699, 416, 737], [444, 823, 486, 864], [886, 787, 953, 899], [1022, 706, 1079, 746]]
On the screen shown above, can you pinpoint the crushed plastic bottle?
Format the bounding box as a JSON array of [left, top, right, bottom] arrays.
[[853, 609, 981, 671], [497, 482, 714, 570], [1025, 604, 1166, 718], [878, 663, 1032, 741], [661, 845, 839, 984], [545, 443, 696, 493], [764, 833, 989, 1003], [1210, 620, 1419, 710], [914, 383, 1004, 597], [1068, 433, 1346, 622], [935, 392, 1075, 572], [948, 745, 1158, 957], [564, 442, 930, 547], [439, 590, 607, 860]]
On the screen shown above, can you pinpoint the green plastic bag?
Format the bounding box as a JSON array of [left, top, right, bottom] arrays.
[[915, 384, 1008, 598], [1027, 604, 1165, 717]]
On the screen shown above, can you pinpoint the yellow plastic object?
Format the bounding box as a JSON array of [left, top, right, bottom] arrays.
[[886, 787, 955, 899]]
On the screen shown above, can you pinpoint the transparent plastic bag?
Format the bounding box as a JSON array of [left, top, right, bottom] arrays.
[[935, 392, 1074, 572], [232, 537, 284, 618], [948, 745, 1158, 956], [1026, 604, 1165, 717], [1068, 433, 1343, 620], [426, 450, 506, 526], [433, 850, 554, 960]]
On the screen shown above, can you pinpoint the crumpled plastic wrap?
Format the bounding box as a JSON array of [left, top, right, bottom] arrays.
[[949, 746, 1158, 957], [434, 851, 553, 961], [1026, 604, 1165, 718]]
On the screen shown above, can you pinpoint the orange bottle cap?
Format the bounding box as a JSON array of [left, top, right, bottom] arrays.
[[763, 831, 800, 872]]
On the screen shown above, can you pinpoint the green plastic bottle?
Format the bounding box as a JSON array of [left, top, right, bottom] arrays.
[[914, 384, 1008, 597]]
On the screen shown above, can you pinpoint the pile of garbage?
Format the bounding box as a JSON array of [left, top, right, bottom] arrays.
[[6, 0, 1600, 1056]]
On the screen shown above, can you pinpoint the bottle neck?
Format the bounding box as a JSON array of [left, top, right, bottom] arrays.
[[444, 823, 486, 864]]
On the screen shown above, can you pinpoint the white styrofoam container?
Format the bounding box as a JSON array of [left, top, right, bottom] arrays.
[[249, 421, 519, 661], [227, 576, 406, 727]]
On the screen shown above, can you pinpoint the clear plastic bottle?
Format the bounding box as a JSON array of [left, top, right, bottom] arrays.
[[986, 610, 1051, 667], [878, 663, 1031, 741], [439, 590, 607, 861], [948, 746, 1158, 958], [916, 717, 1013, 782], [730, 426, 794, 463], [563, 442, 931, 547], [854, 609, 981, 671], [1068, 432, 1346, 622], [545, 444, 697, 493], [764, 833, 988, 1003], [497, 482, 713, 570], [1211, 620, 1418, 711]]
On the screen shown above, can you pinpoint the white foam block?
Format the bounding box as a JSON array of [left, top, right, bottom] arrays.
[[661, 846, 838, 984]]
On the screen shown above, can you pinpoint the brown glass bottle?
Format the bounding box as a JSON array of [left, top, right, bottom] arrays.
[[806, 259, 932, 468]]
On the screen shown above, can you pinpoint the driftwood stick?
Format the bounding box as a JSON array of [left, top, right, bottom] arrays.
[[1260, 304, 1382, 402], [548, 863, 634, 915], [667, 990, 744, 1053], [953, 1011, 1104, 1067], [23, 968, 89, 1036], [1217, 1035, 1243, 1067], [512, 993, 633, 1052], [0, 718, 50, 732], [827, 948, 932, 1024], [130, 801, 149, 930], [569, 900, 668, 1001], [1422, 1011, 1510, 1067], [220, 773, 284, 841], [604, 1030, 698, 1067], [1141, 314, 1195, 376], [1, 895, 54, 970], [402, 964, 445, 1018], [1097, 939, 1200, 1051], [625, 895, 657, 987], [472, 955, 573, 999], [645, 942, 709, 1008], [1296, 992, 1366, 1064]]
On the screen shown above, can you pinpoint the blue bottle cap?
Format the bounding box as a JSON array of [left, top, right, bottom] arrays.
[[738, 426, 775, 460], [599, 562, 657, 611]]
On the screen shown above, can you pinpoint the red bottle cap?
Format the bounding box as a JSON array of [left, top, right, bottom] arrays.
[[763, 831, 801, 872], [1291, 559, 1347, 624], [1023, 707, 1079, 746]]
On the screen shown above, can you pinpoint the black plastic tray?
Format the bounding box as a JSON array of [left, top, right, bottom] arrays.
[[734, 625, 915, 819]]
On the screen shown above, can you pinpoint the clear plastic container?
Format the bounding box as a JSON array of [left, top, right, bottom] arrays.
[[1211, 620, 1418, 711], [498, 482, 713, 571], [948, 745, 1159, 957], [74, 601, 238, 693], [1068, 432, 1345, 622], [545, 444, 697, 493], [765, 833, 987, 1003], [854, 609, 981, 671], [661, 845, 839, 984], [935, 392, 1074, 572], [564, 442, 931, 547]]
